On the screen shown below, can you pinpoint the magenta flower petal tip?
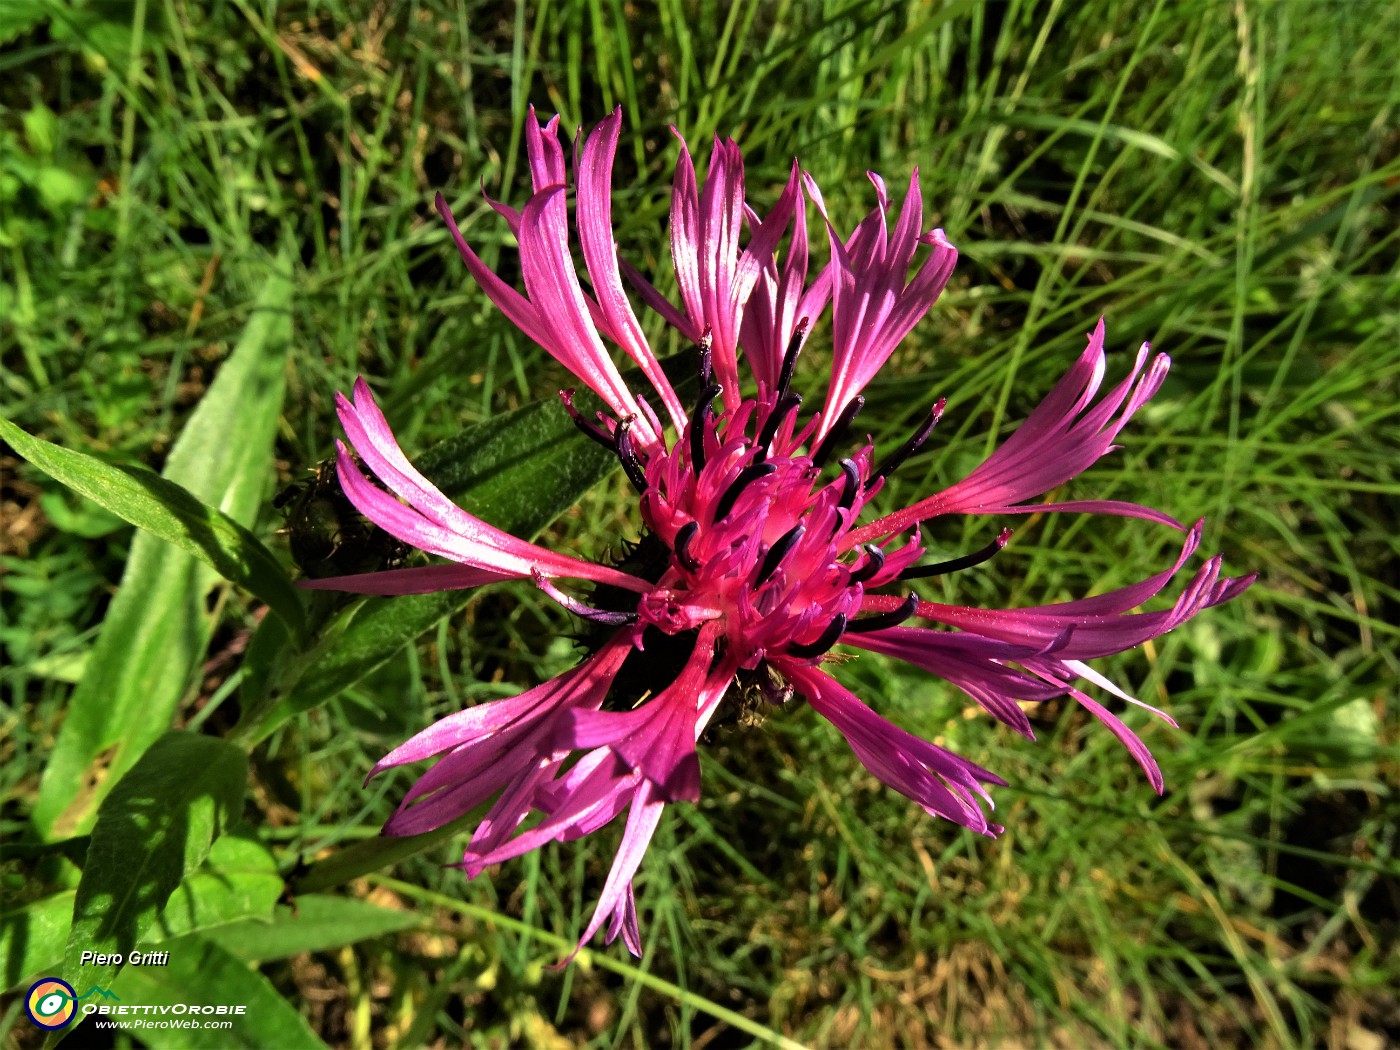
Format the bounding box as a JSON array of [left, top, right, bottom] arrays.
[[318, 109, 1250, 960]]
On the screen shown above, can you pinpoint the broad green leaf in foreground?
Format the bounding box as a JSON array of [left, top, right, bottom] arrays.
[[235, 389, 621, 744], [60, 732, 248, 1009], [31, 260, 292, 839], [0, 892, 71, 994], [202, 894, 423, 963], [1, 835, 279, 992], [0, 418, 303, 630], [106, 936, 326, 1049], [146, 834, 282, 943]]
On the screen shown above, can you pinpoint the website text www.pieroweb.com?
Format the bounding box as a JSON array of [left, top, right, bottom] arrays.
[[23, 951, 251, 1035]]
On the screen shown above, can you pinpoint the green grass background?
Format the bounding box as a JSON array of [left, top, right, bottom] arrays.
[[2, 0, 1397, 1046]]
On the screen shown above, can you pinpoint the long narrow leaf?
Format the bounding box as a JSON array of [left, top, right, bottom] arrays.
[[0, 418, 303, 630], [31, 260, 293, 839]]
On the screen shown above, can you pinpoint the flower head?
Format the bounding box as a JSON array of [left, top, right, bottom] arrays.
[[306, 108, 1252, 959]]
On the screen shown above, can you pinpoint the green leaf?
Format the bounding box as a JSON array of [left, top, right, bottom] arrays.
[[202, 894, 423, 963], [292, 813, 476, 897], [0, 419, 303, 630], [236, 390, 620, 744], [148, 834, 282, 943], [105, 937, 325, 1049], [0, 1, 46, 46], [60, 732, 248, 999], [412, 384, 622, 524], [22, 103, 58, 156], [2, 835, 279, 992], [30, 260, 293, 839], [0, 892, 72, 993]]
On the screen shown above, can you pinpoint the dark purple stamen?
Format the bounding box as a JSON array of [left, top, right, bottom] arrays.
[[788, 612, 848, 658], [866, 399, 945, 490], [615, 418, 647, 493], [673, 521, 701, 572], [811, 396, 865, 468], [715, 462, 777, 521], [900, 527, 1012, 580], [774, 318, 809, 399], [560, 389, 614, 449], [697, 331, 714, 387], [691, 383, 722, 472], [848, 544, 886, 585], [756, 524, 806, 583], [577, 608, 637, 626], [836, 458, 860, 513], [846, 594, 919, 634], [754, 392, 803, 461]]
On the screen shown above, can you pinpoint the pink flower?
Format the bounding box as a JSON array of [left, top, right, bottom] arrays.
[[306, 109, 1252, 959]]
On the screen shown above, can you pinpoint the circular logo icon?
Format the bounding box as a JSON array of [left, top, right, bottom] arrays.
[[26, 977, 77, 1030]]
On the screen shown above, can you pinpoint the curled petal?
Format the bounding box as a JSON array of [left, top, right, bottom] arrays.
[[576, 109, 687, 432], [785, 662, 1005, 835], [519, 185, 658, 445], [852, 320, 1177, 542], [334, 380, 647, 591]]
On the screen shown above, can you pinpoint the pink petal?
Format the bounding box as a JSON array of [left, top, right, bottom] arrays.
[[333, 390, 646, 590], [852, 321, 1173, 542], [576, 109, 687, 432], [569, 779, 665, 959], [518, 186, 656, 443], [785, 662, 1005, 835]]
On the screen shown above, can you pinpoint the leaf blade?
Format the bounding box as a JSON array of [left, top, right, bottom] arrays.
[[201, 894, 423, 963], [31, 261, 293, 838], [0, 418, 304, 630], [60, 732, 248, 1000], [105, 936, 326, 1049]]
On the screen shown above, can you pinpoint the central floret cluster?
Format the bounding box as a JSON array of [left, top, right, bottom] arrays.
[[569, 338, 977, 687], [308, 107, 1252, 960]]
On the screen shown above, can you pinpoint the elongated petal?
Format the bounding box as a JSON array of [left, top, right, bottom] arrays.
[[1065, 687, 1164, 793], [786, 662, 1005, 835], [565, 625, 731, 801], [808, 170, 958, 434], [668, 130, 704, 336], [463, 749, 633, 872], [739, 163, 808, 391], [436, 194, 550, 347], [853, 321, 1170, 541], [847, 628, 1063, 737], [518, 186, 656, 443], [524, 106, 567, 190], [570, 779, 665, 958], [334, 381, 647, 590], [373, 639, 629, 776], [577, 109, 687, 431], [863, 526, 1250, 659]]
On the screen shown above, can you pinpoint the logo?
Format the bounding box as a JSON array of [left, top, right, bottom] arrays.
[[26, 978, 77, 1030], [24, 978, 120, 1030]]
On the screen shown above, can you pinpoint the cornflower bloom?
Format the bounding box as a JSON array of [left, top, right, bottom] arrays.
[[307, 109, 1252, 958]]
